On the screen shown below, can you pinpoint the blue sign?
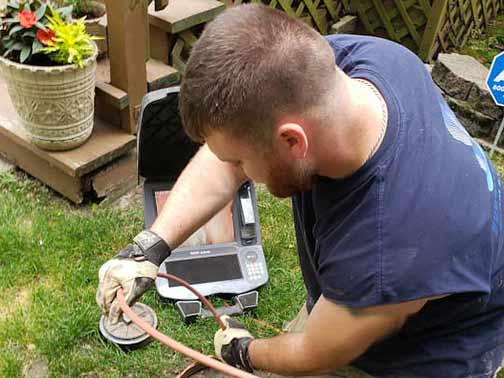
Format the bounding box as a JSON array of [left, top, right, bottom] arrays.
[[487, 51, 504, 107]]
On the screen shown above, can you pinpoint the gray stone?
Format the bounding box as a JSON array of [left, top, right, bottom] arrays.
[[109, 185, 143, 210], [0, 156, 13, 173], [432, 53, 483, 100], [444, 95, 498, 139], [432, 53, 503, 121], [467, 83, 503, 120], [330, 15, 358, 34]]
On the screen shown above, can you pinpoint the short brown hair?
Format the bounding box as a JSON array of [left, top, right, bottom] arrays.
[[179, 4, 338, 143]]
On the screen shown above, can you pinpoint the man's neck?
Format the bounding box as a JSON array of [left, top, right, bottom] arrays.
[[313, 76, 388, 180]]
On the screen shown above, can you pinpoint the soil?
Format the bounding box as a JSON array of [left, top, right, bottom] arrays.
[[0, 288, 30, 321], [3, 52, 55, 67], [73, 1, 106, 19], [110, 185, 143, 210], [22, 357, 49, 378]]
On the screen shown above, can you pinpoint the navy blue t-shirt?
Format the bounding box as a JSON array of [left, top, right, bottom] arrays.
[[292, 35, 504, 378]]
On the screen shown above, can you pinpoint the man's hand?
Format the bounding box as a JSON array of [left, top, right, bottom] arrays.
[[96, 230, 171, 325], [96, 257, 158, 325], [214, 315, 255, 372]]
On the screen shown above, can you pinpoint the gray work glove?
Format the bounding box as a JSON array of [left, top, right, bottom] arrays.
[[214, 315, 255, 372], [96, 230, 171, 325], [96, 256, 158, 325]]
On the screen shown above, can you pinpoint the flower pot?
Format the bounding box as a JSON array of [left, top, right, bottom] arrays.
[[82, 1, 107, 57], [0, 44, 98, 151]]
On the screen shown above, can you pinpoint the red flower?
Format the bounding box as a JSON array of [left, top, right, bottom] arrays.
[[36, 28, 55, 45], [19, 10, 37, 28]]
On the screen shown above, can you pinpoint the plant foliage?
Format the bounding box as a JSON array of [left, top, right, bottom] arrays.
[[0, 0, 96, 67], [0, 0, 72, 64], [41, 6, 97, 67]]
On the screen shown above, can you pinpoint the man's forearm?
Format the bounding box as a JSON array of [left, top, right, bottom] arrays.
[[247, 296, 428, 376], [248, 332, 354, 376], [150, 144, 247, 248]]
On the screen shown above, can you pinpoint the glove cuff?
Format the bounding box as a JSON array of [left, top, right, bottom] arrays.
[[134, 230, 172, 266], [115, 230, 172, 266], [223, 337, 255, 373]]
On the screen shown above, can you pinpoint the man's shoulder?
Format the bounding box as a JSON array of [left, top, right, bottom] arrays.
[[324, 34, 425, 100], [324, 34, 413, 62]]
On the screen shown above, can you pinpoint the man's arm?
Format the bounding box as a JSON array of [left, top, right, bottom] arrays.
[[248, 295, 428, 376], [96, 143, 247, 323], [150, 143, 247, 248]]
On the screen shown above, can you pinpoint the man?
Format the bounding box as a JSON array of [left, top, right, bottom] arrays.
[[96, 4, 504, 377]]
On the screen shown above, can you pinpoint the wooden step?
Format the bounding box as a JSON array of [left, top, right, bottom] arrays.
[[96, 57, 129, 110], [148, 0, 225, 34], [0, 78, 136, 203], [96, 58, 180, 110], [146, 59, 180, 91], [92, 150, 138, 202]]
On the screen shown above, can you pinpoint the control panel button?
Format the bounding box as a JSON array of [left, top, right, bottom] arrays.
[[245, 250, 258, 262], [246, 261, 264, 281]]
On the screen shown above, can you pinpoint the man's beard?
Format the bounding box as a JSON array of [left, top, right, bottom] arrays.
[[265, 159, 315, 198]]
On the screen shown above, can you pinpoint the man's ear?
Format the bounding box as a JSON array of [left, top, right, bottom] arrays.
[[275, 123, 309, 159]]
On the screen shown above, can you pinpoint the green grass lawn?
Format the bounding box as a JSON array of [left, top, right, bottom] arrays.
[[459, 14, 504, 67], [2, 152, 504, 377], [0, 172, 305, 377]]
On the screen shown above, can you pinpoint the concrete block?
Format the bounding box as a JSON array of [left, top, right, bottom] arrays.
[[432, 53, 503, 121], [444, 95, 498, 139], [432, 53, 486, 100], [467, 83, 503, 120]]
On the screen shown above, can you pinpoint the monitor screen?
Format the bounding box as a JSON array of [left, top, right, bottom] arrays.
[[165, 254, 243, 287], [154, 190, 235, 247]]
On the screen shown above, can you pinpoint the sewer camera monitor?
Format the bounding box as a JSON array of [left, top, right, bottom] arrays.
[[137, 87, 269, 322]]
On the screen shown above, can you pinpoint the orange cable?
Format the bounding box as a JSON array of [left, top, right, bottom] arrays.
[[116, 272, 260, 378]]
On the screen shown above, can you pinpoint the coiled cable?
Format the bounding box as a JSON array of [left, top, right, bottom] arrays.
[[117, 272, 260, 378]]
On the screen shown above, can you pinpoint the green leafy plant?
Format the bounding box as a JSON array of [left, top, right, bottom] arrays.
[[0, 0, 72, 64], [41, 6, 97, 67], [460, 15, 504, 68]]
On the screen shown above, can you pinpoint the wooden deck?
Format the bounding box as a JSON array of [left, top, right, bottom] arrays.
[[0, 78, 136, 203]]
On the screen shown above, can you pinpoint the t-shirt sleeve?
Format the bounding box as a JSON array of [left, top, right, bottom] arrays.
[[314, 178, 384, 308], [314, 165, 494, 309]]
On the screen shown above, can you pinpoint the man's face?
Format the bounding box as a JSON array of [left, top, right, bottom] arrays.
[[206, 131, 315, 198]]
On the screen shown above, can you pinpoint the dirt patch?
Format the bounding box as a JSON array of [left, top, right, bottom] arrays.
[[0, 278, 57, 321], [79, 372, 101, 378], [110, 185, 143, 211], [0, 287, 30, 321], [17, 217, 33, 234], [22, 356, 48, 378]]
